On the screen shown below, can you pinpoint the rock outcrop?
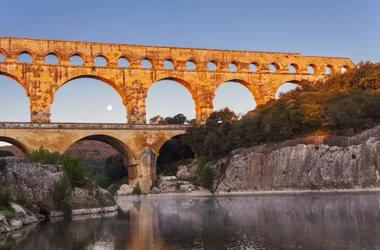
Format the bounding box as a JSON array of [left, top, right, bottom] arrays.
[[0, 203, 38, 234], [0, 157, 116, 216], [210, 137, 380, 193]]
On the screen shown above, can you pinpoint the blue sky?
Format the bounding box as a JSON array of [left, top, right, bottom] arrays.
[[0, 0, 379, 124]]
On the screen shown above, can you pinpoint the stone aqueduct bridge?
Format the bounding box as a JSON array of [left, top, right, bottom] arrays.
[[0, 122, 187, 192], [0, 38, 355, 191], [0, 37, 355, 124]]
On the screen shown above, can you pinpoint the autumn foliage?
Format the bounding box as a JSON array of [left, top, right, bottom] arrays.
[[183, 61, 380, 158]]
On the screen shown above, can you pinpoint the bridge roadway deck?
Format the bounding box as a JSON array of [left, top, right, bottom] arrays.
[[0, 122, 190, 130]]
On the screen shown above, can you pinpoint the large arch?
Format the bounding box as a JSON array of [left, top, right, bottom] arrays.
[[275, 80, 302, 99], [0, 72, 30, 122], [146, 77, 198, 123], [0, 136, 29, 155], [213, 79, 260, 115], [156, 134, 195, 176], [52, 75, 128, 123]]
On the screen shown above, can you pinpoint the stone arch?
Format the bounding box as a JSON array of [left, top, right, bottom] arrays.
[[0, 136, 29, 155], [215, 78, 262, 105], [186, 58, 198, 70], [249, 62, 260, 72], [275, 80, 302, 99], [289, 63, 299, 73], [93, 54, 109, 67], [141, 57, 155, 69], [118, 55, 131, 67], [69, 52, 86, 65], [156, 134, 195, 173], [307, 64, 318, 74], [64, 134, 136, 167], [17, 50, 34, 63], [147, 76, 199, 117], [325, 64, 335, 74], [269, 62, 280, 73], [229, 61, 239, 72], [54, 74, 129, 121], [0, 71, 29, 96], [44, 52, 60, 64], [163, 58, 176, 70], [208, 60, 219, 71]]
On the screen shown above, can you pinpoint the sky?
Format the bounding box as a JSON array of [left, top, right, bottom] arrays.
[[0, 0, 379, 125]]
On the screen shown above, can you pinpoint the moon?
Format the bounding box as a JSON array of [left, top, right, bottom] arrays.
[[107, 105, 113, 111]]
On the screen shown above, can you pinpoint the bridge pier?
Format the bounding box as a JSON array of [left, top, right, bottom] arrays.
[[129, 147, 157, 193]]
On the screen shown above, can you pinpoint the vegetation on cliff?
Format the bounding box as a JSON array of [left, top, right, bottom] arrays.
[[183, 61, 380, 158]]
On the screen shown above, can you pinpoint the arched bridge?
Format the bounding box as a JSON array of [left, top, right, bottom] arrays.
[[0, 122, 187, 192], [0, 37, 355, 124]]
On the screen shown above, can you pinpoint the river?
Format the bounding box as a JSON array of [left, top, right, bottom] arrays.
[[3, 192, 380, 250]]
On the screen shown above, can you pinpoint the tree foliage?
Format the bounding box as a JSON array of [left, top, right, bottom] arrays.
[[183, 62, 380, 158]]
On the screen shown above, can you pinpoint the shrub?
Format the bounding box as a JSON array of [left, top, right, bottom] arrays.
[[132, 183, 142, 196], [0, 183, 12, 210], [27, 147, 61, 164], [52, 174, 71, 205], [60, 155, 88, 188], [199, 167, 214, 192]]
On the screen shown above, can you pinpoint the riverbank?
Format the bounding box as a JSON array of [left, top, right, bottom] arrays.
[[117, 187, 380, 199]]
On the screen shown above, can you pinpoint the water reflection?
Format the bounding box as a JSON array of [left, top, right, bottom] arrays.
[[4, 193, 380, 250]]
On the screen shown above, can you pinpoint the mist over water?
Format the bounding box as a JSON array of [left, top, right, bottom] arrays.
[[5, 193, 380, 250]]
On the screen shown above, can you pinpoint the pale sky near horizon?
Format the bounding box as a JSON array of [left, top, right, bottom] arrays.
[[0, 0, 379, 126]]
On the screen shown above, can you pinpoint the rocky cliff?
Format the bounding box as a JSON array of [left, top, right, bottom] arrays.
[[209, 137, 380, 193], [0, 157, 116, 217]]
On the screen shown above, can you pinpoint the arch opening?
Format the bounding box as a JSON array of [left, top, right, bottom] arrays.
[[229, 62, 238, 72], [186, 60, 196, 70], [0, 137, 28, 157], [307, 64, 317, 74], [64, 135, 136, 188], [70, 54, 84, 66], [214, 80, 258, 116], [275, 81, 302, 99], [94, 56, 108, 67], [249, 63, 259, 72], [289, 64, 298, 73], [341, 66, 349, 73], [146, 78, 196, 124], [118, 57, 130, 68], [18, 52, 33, 64], [156, 135, 195, 177], [270, 63, 279, 73], [325, 65, 334, 75], [0, 74, 30, 122], [141, 58, 153, 69], [164, 59, 175, 70], [208, 61, 218, 71], [0, 52, 4, 62], [52, 77, 127, 123], [44, 53, 59, 65]]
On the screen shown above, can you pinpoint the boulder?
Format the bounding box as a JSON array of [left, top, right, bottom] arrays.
[[176, 162, 197, 179], [116, 184, 134, 196]]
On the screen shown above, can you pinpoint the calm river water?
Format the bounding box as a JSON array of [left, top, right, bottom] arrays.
[[4, 192, 380, 250]]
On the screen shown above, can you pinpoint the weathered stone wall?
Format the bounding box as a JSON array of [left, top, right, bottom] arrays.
[[0, 37, 355, 124], [211, 137, 380, 192]]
